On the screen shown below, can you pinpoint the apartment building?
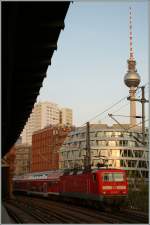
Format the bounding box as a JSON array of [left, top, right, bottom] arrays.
[[21, 102, 72, 144], [60, 108, 72, 126]]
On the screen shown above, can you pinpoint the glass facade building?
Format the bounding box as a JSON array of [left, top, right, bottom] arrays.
[[59, 124, 149, 181]]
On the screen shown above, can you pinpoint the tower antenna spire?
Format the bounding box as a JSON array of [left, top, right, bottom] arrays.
[[124, 6, 141, 127], [129, 6, 134, 60]]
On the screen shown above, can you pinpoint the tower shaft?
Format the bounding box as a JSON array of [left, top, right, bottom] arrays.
[[129, 87, 136, 126]]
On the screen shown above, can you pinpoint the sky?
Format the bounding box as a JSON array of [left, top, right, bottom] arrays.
[[37, 1, 149, 127]]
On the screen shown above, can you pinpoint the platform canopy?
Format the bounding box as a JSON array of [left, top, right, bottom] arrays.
[[2, 2, 70, 157]]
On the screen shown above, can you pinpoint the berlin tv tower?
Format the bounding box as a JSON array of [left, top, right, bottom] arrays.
[[124, 7, 141, 126]]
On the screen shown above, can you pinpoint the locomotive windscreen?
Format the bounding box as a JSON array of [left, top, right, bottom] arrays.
[[103, 172, 124, 182]]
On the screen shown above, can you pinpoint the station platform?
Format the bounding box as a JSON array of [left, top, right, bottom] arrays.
[[1, 204, 15, 224]]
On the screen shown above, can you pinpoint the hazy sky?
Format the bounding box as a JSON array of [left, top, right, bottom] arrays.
[[37, 1, 149, 126]]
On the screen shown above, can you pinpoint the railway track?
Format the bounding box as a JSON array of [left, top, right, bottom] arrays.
[[4, 195, 149, 224], [3, 202, 44, 223], [117, 209, 149, 224]]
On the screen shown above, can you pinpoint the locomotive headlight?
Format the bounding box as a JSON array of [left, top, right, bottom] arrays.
[[103, 186, 112, 190], [116, 186, 126, 189]]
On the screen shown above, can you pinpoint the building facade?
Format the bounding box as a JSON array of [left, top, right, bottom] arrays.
[[31, 125, 72, 172], [60, 108, 73, 126], [15, 143, 31, 175], [59, 124, 149, 180], [21, 102, 73, 144]]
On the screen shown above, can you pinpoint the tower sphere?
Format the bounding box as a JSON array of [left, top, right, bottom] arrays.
[[124, 71, 141, 87]]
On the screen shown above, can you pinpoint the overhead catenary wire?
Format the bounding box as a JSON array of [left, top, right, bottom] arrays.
[[73, 82, 149, 132], [79, 95, 128, 128], [100, 101, 130, 122], [128, 119, 149, 130], [61, 85, 149, 162]]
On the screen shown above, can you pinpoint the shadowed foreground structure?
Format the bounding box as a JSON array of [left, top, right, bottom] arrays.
[[2, 1, 70, 157]]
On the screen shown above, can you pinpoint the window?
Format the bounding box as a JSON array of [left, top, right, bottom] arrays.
[[120, 160, 126, 167], [113, 173, 124, 181], [105, 132, 112, 138], [128, 160, 132, 167], [108, 141, 116, 147], [123, 150, 128, 157], [97, 141, 106, 146], [103, 172, 124, 182], [128, 141, 135, 147], [103, 173, 113, 181], [97, 132, 104, 138], [130, 150, 133, 157], [113, 132, 121, 137]]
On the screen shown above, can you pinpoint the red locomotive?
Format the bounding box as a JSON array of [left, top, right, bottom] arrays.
[[13, 168, 128, 208]]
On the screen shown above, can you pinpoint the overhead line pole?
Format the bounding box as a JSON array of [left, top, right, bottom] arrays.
[[108, 113, 145, 145], [86, 122, 91, 171], [141, 86, 146, 145], [127, 86, 149, 145]]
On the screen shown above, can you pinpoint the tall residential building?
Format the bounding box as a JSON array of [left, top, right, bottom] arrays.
[[21, 102, 72, 144], [60, 108, 72, 126]]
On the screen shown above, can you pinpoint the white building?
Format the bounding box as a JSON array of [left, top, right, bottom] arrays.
[[21, 102, 72, 144], [59, 124, 149, 181]]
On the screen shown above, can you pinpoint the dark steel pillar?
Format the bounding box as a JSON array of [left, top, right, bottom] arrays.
[[141, 86, 145, 144], [86, 122, 91, 170]]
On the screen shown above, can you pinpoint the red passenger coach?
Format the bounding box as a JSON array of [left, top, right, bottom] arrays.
[[13, 168, 128, 208]]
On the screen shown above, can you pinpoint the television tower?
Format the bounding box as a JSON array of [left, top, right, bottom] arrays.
[[124, 7, 141, 126]]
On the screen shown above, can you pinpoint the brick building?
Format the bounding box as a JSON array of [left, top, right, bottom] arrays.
[[31, 125, 72, 172]]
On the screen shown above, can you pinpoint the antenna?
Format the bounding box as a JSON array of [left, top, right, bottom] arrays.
[[129, 6, 134, 60]]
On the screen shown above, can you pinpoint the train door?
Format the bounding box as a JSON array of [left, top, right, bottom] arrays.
[[92, 173, 99, 194], [43, 183, 47, 193], [27, 181, 30, 190], [86, 175, 91, 193]]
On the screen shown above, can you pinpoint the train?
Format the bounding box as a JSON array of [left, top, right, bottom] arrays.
[[13, 168, 128, 208]]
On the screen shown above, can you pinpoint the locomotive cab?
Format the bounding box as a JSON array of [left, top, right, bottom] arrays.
[[96, 169, 128, 206], [101, 171, 127, 195]]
